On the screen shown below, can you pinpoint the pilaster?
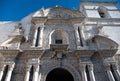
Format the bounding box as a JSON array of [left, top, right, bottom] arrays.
[[0, 64, 6, 81], [104, 63, 115, 81], [111, 63, 120, 81], [24, 65, 31, 81], [80, 64, 88, 81], [5, 62, 15, 81], [33, 64, 39, 81], [87, 64, 96, 81]]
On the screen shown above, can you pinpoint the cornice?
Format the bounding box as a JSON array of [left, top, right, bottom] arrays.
[[75, 50, 95, 58], [32, 17, 85, 25], [97, 49, 118, 57], [22, 50, 44, 59], [87, 18, 120, 22], [0, 49, 19, 58]]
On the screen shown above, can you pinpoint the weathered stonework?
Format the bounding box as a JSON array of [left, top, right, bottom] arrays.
[[0, 1, 120, 81]]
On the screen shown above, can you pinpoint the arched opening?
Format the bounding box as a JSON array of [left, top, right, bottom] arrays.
[[97, 6, 111, 18], [46, 68, 74, 81], [98, 8, 105, 18], [50, 29, 69, 44]]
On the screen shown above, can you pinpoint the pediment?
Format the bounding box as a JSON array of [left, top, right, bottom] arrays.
[[32, 6, 85, 19]]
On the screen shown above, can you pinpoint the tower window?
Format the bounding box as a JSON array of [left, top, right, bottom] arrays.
[[98, 7, 106, 18], [99, 11, 105, 18], [55, 39, 62, 44]]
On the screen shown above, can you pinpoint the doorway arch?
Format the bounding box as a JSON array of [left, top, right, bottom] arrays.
[[46, 68, 74, 81]]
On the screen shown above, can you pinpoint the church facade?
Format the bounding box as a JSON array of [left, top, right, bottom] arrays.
[[0, 1, 120, 81]]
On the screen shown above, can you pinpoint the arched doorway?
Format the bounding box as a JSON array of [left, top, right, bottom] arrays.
[[46, 68, 74, 81]]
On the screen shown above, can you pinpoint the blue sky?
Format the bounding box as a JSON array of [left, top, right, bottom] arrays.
[[0, 0, 120, 21]]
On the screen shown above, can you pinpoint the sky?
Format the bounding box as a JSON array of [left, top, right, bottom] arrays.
[[0, 0, 120, 21]]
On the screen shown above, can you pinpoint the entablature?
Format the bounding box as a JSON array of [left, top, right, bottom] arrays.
[[32, 17, 85, 25], [0, 49, 19, 59]]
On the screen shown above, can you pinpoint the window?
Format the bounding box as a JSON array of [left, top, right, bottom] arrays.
[[50, 29, 69, 45], [35, 27, 41, 47], [97, 6, 107, 18], [98, 11, 105, 18], [78, 27, 83, 47], [55, 39, 62, 44]]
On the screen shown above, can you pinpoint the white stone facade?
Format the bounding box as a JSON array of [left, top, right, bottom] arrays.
[[0, 1, 120, 81]]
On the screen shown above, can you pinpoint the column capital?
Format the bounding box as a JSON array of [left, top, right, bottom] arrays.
[[88, 64, 93, 71], [104, 63, 111, 70], [26, 65, 32, 71], [33, 64, 39, 72], [80, 64, 86, 71], [0, 64, 6, 71], [8, 63, 15, 71], [111, 63, 119, 70]]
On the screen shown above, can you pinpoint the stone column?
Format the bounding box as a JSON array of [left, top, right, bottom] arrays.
[[88, 64, 96, 81], [38, 73, 42, 81], [32, 64, 39, 81], [33, 29, 38, 46], [5, 63, 15, 81], [0, 64, 6, 81], [24, 65, 31, 81], [80, 64, 88, 81], [112, 64, 120, 81], [105, 63, 115, 81]]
